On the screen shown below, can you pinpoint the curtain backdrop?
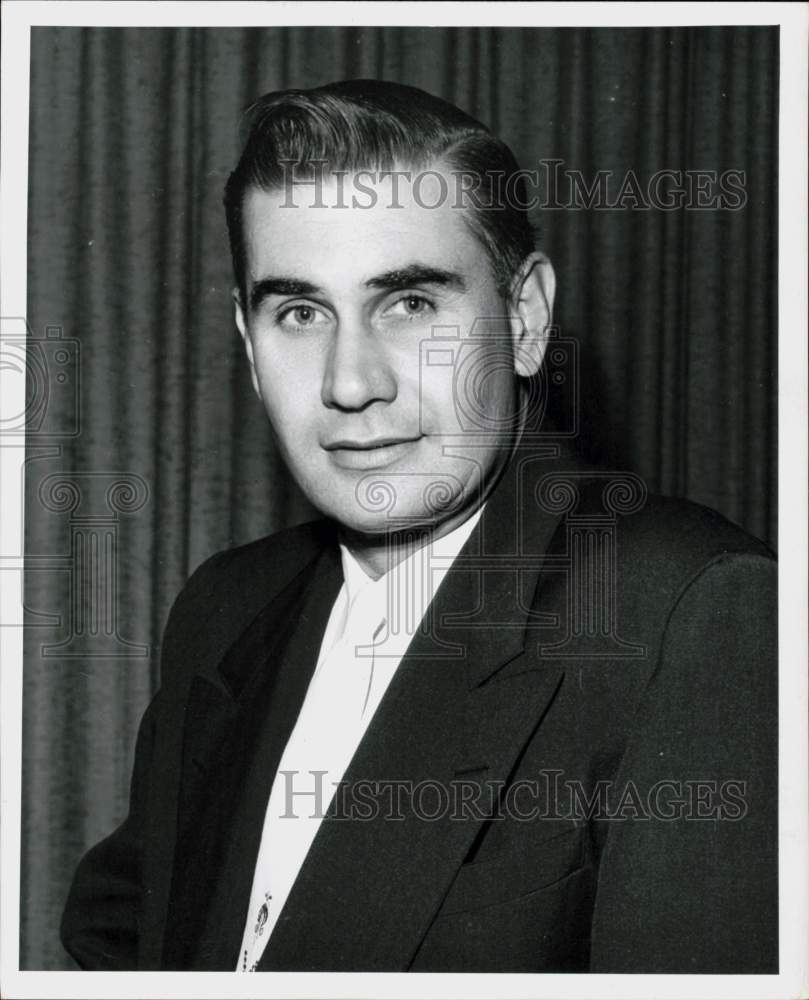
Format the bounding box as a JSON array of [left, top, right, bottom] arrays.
[[22, 25, 778, 969]]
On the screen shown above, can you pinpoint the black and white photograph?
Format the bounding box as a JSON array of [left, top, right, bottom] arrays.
[[1, 2, 806, 997]]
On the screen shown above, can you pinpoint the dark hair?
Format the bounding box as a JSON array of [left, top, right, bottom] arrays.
[[223, 79, 535, 304]]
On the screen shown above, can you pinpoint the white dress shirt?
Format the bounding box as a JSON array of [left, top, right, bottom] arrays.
[[236, 505, 484, 972]]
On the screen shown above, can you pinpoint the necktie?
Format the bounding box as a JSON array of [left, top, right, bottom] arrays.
[[238, 584, 386, 972]]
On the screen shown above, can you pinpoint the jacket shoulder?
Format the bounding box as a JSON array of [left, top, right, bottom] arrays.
[[621, 492, 772, 557], [158, 518, 334, 689], [553, 482, 776, 641], [622, 493, 773, 590], [570, 481, 774, 577], [174, 518, 333, 609]]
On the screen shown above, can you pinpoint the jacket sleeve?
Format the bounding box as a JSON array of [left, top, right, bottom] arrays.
[[59, 691, 160, 970], [59, 548, 231, 969], [589, 552, 778, 973]]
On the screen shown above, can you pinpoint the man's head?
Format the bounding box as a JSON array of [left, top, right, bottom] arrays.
[[224, 80, 555, 568], [225, 79, 537, 305]]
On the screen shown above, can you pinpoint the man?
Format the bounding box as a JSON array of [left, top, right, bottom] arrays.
[[61, 79, 777, 973]]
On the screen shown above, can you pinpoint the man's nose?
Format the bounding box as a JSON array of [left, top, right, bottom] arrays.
[[321, 326, 397, 411]]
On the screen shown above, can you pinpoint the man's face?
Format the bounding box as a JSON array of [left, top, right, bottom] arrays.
[[235, 168, 547, 540]]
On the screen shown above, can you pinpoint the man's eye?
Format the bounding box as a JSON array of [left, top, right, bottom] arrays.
[[388, 294, 434, 318], [277, 304, 323, 328]]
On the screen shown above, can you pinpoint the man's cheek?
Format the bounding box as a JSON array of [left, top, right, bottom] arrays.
[[418, 374, 461, 436]]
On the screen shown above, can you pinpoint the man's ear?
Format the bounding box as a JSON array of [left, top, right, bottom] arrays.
[[508, 251, 556, 378], [233, 288, 262, 401]]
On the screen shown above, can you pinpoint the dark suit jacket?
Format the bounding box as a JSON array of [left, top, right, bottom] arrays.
[[61, 447, 778, 972]]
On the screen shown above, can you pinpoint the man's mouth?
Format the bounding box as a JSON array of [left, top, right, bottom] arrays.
[[322, 436, 423, 470]]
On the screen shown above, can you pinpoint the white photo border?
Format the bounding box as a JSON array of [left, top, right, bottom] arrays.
[[1, 3, 806, 998]]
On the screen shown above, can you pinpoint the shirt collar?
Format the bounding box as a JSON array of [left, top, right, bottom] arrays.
[[338, 503, 485, 616]]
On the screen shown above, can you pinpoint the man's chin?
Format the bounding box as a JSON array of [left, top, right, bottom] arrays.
[[327, 510, 442, 539], [320, 495, 474, 545]]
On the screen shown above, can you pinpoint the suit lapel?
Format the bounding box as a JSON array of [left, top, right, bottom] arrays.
[[261, 443, 573, 970], [260, 650, 565, 970], [161, 542, 343, 968]]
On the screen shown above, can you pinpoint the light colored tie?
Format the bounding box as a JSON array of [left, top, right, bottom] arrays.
[[238, 588, 386, 972]]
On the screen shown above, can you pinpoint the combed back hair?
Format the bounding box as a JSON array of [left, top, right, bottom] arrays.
[[223, 79, 536, 304]]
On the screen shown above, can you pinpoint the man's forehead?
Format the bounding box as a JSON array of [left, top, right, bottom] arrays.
[[243, 162, 460, 213], [240, 168, 488, 288]]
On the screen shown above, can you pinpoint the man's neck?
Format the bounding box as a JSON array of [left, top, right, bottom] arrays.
[[339, 502, 483, 581]]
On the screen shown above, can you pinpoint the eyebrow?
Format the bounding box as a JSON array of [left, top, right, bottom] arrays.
[[249, 277, 322, 312], [365, 264, 467, 293], [248, 263, 466, 312]]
